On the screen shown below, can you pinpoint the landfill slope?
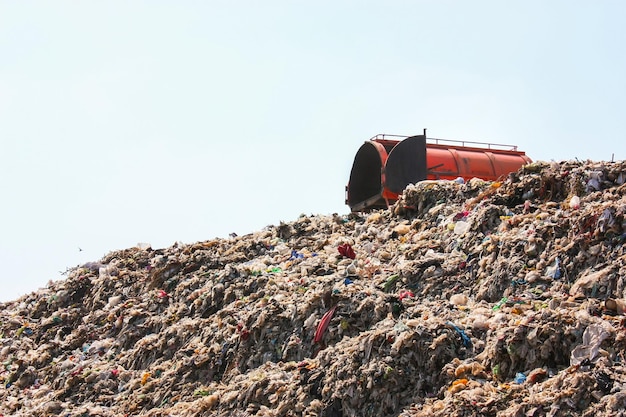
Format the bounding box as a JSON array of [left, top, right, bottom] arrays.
[[2, 160, 626, 417]]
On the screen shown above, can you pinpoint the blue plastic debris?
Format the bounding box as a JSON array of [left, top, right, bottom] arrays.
[[289, 250, 304, 260], [447, 321, 472, 348]]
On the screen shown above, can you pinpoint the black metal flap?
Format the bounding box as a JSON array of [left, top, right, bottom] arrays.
[[384, 135, 427, 194]]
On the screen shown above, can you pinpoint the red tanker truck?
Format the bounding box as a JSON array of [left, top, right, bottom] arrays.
[[346, 130, 532, 212]]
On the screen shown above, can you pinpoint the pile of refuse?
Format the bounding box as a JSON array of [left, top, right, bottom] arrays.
[[2, 159, 626, 417]]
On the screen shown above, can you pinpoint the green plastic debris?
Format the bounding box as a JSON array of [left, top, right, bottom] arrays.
[[492, 297, 508, 311], [383, 274, 400, 292]]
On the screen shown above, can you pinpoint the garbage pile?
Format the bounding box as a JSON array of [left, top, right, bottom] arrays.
[[2, 159, 626, 417]]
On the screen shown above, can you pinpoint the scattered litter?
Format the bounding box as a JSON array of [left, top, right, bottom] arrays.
[[2, 159, 626, 417]]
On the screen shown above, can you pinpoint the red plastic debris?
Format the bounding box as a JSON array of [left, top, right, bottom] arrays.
[[240, 328, 250, 341], [453, 211, 470, 221], [314, 305, 338, 344], [237, 322, 250, 341], [338, 243, 356, 259], [399, 290, 415, 301]]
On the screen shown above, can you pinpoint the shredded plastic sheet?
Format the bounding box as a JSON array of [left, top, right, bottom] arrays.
[[2, 160, 626, 416]]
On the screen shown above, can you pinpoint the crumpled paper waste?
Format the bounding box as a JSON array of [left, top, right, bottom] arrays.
[[2, 159, 626, 416]]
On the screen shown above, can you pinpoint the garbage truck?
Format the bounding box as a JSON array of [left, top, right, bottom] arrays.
[[346, 130, 532, 212]]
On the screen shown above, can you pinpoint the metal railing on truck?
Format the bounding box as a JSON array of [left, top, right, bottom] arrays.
[[369, 134, 521, 152]]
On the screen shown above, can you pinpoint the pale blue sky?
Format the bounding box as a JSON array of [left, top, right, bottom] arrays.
[[1, 1, 625, 301]]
